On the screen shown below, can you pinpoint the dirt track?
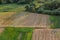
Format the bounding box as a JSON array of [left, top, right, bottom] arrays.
[[0, 12, 50, 27]]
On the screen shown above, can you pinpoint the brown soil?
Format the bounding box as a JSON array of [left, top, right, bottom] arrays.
[[32, 29, 60, 40], [0, 28, 4, 34], [0, 12, 51, 28]]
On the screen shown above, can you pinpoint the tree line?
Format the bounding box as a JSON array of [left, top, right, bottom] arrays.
[[0, 0, 34, 4]]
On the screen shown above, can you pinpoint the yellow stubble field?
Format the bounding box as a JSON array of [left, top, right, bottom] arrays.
[[0, 12, 15, 26]]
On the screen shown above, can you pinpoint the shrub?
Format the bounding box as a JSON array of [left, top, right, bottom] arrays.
[[43, 1, 60, 10], [0, 0, 34, 4], [25, 3, 36, 12], [36, 1, 60, 15]]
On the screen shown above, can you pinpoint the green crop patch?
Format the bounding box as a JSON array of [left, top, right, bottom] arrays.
[[50, 16, 60, 28], [0, 4, 26, 12], [0, 27, 33, 40]]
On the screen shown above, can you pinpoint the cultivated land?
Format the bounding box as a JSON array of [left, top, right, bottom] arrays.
[[0, 12, 15, 26], [0, 0, 60, 40], [0, 4, 25, 12], [0, 12, 51, 28], [32, 29, 60, 40], [0, 11, 60, 40], [0, 28, 60, 40], [0, 28, 33, 40]]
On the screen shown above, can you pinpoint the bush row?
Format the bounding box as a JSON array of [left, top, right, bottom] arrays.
[[0, 0, 34, 4], [25, 1, 60, 15]]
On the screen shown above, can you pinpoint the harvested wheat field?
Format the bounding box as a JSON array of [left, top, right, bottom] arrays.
[[32, 29, 60, 40]]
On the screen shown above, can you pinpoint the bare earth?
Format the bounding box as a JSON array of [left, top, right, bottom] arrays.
[[0, 12, 50, 27], [32, 29, 60, 40], [0, 28, 4, 35]]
